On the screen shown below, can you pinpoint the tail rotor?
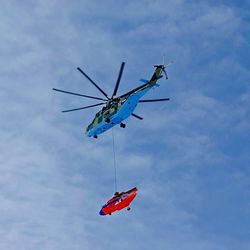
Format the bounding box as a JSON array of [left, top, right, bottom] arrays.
[[162, 55, 173, 80]]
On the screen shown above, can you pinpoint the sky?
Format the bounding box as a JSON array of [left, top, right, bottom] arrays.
[[0, 0, 250, 249]]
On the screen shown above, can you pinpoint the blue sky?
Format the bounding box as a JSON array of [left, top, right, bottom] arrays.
[[0, 1, 249, 249]]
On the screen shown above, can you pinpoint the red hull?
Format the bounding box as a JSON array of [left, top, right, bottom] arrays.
[[100, 187, 138, 215]]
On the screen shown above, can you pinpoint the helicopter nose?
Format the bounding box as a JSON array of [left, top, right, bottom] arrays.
[[99, 209, 105, 216]]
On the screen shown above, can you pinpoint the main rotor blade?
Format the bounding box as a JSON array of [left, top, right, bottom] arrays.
[[77, 67, 109, 99], [139, 98, 170, 103], [132, 113, 143, 120], [112, 62, 125, 97], [61, 102, 106, 113], [52, 88, 107, 101]]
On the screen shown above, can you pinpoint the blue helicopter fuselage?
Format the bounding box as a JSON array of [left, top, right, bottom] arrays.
[[86, 83, 159, 137], [85, 64, 166, 138]]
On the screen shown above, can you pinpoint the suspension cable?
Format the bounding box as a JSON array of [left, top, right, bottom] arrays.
[[111, 128, 117, 194]]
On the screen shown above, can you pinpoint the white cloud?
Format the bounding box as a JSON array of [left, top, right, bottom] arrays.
[[0, 1, 249, 249]]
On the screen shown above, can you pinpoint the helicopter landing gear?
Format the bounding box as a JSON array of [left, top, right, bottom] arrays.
[[105, 118, 110, 123], [93, 135, 98, 139], [120, 123, 126, 128], [127, 207, 131, 211]]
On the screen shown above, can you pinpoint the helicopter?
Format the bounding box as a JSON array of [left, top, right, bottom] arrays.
[[99, 187, 138, 216], [53, 62, 170, 138]]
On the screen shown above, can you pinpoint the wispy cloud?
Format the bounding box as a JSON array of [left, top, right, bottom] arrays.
[[0, 1, 249, 249]]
